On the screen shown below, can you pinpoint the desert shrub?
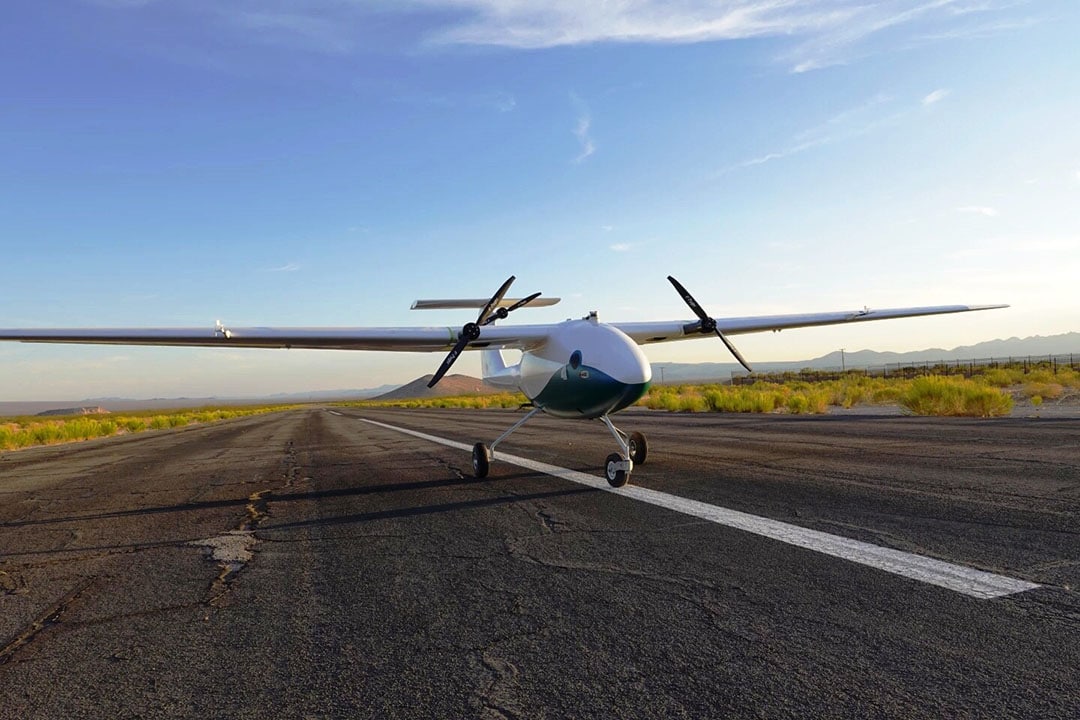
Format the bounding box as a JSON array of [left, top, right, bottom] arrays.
[[899, 376, 1013, 417], [1023, 382, 1063, 400]]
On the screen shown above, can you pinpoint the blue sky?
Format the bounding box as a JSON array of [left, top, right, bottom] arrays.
[[2, 0, 1078, 399]]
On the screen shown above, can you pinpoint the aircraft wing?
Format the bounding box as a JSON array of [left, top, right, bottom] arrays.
[[0, 325, 555, 352], [614, 304, 1009, 346], [0, 304, 1006, 352]]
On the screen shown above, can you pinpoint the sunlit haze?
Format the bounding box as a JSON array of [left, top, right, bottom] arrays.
[[2, 1, 1078, 400]]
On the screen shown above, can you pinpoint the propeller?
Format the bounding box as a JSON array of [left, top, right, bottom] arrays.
[[667, 275, 753, 373], [428, 276, 541, 388]]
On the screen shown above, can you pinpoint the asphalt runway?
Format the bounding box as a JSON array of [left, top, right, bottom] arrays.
[[1, 407, 1077, 718]]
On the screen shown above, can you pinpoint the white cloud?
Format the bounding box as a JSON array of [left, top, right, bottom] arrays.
[[720, 93, 900, 173], [570, 96, 596, 163], [955, 205, 999, 216], [261, 262, 301, 272], [102, 2, 1032, 74], [921, 88, 950, 105], [610, 243, 633, 252]]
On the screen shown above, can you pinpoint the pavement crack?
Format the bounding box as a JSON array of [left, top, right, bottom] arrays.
[[471, 647, 523, 720], [434, 456, 468, 480], [0, 577, 97, 665]]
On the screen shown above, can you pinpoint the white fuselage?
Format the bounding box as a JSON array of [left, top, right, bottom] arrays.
[[483, 317, 652, 419]]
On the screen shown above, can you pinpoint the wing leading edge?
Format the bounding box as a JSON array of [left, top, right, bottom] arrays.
[[614, 304, 1009, 346], [0, 304, 1007, 352], [0, 325, 555, 352]]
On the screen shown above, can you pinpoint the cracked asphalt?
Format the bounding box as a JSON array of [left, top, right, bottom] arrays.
[[1, 407, 1078, 718]]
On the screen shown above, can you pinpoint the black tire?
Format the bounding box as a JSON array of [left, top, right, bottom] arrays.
[[472, 443, 490, 479], [628, 432, 648, 464], [605, 452, 628, 488]]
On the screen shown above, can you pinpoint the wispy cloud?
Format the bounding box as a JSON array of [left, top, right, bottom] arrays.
[[570, 95, 595, 163], [261, 262, 301, 272], [573, 115, 595, 163], [387, 88, 518, 115], [922, 88, 950, 105], [610, 242, 637, 252], [956, 205, 999, 217], [494, 93, 516, 113], [103, 2, 1033, 74], [917, 15, 1041, 42], [229, 11, 355, 55], [719, 93, 899, 173]]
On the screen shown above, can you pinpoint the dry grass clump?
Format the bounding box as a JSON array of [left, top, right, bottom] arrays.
[[642, 382, 831, 414], [898, 376, 1013, 417], [0, 406, 296, 452], [344, 393, 528, 410]]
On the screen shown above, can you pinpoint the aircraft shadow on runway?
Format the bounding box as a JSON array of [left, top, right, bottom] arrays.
[[0, 472, 595, 532]]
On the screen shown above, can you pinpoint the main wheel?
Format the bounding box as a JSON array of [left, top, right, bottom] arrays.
[[605, 452, 629, 488], [472, 443, 490, 479], [628, 431, 648, 464]]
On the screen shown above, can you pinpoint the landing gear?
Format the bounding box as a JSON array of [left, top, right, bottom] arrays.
[[600, 416, 645, 488], [472, 443, 490, 479], [470, 407, 648, 487], [471, 406, 544, 478], [605, 453, 629, 488], [628, 431, 648, 464]]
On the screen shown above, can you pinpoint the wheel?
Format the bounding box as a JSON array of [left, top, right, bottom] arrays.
[[472, 443, 490, 479], [628, 431, 648, 464], [605, 452, 629, 488]]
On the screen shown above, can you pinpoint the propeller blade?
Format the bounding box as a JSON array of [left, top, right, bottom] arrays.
[[667, 276, 710, 323], [667, 275, 753, 373], [428, 333, 471, 388], [430, 277, 540, 386], [715, 328, 753, 373], [476, 276, 516, 326], [504, 291, 541, 314], [481, 291, 542, 326]]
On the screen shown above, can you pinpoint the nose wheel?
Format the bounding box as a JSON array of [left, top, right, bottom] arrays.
[[601, 416, 646, 488], [605, 453, 631, 488], [628, 431, 648, 464], [472, 443, 490, 479]]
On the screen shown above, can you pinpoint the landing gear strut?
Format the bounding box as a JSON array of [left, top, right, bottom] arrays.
[[599, 416, 646, 488], [471, 406, 544, 479], [471, 408, 647, 488]]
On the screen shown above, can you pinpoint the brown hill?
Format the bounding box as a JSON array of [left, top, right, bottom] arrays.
[[373, 374, 503, 401], [36, 406, 110, 417]]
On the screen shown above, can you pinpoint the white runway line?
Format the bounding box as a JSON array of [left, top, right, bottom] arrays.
[[355, 417, 1040, 600]]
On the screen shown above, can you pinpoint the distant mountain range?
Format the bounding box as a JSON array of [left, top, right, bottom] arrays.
[[3, 332, 1076, 415], [372, 374, 505, 401], [653, 332, 1080, 383]]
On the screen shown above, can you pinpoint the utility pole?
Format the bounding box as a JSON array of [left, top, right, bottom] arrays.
[[841, 348, 846, 372]]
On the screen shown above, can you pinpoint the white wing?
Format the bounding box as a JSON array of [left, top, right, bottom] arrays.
[[0, 304, 1006, 352], [614, 304, 1009, 346], [0, 325, 554, 351]]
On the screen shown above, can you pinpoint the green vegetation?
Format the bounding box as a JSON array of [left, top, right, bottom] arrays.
[[337, 360, 1072, 419], [897, 376, 1013, 417], [339, 392, 528, 410], [0, 405, 299, 453], [641, 373, 1019, 417], [8, 360, 1057, 452]]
